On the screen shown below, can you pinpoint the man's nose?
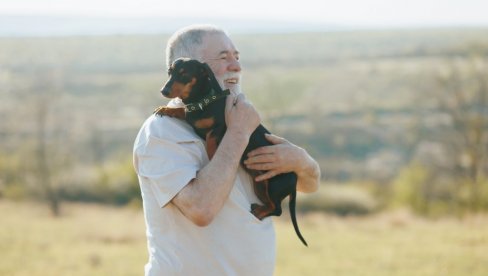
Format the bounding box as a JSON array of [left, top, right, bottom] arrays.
[[228, 58, 241, 72]]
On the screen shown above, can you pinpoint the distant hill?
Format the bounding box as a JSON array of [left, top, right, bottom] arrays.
[[0, 15, 345, 37]]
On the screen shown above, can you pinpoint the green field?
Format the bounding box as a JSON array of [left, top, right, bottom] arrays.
[[2, 200, 487, 276]]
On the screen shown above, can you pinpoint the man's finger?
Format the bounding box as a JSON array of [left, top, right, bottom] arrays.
[[225, 94, 236, 111], [256, 170, 278, 182], [244, 153, 274, 165], [247, 146, 274, 157], [265, 133, 287, 145], [234, 92, 246, 106], [247, 162, 275, 171], [246, 160, 279, 171]]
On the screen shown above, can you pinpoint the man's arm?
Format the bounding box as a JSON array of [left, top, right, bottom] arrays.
[[171, 93, 260, 226], [244, 134, 320, 193]]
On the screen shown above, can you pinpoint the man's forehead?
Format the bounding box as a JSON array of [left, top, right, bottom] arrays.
[[200, 33, 238, 55]]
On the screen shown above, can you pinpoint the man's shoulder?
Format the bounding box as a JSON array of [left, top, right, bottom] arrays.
[[139, 113, 200, 142]]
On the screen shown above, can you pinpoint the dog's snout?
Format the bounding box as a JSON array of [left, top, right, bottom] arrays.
[[161, 85, 170, 96], [161, 79, 173, 97]]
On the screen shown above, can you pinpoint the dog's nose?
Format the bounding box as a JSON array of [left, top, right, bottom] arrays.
[[161, 86, 170, 96]]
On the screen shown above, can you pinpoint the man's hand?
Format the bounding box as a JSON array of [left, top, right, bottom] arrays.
[[225, 93, 260, 139], [244, 134, 304, 180], [244, 134, 320, 193]]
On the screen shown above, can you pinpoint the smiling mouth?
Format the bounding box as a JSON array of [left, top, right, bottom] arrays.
[[225, 78, 239, 85]]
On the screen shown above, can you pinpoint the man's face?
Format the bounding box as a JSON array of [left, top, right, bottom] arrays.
[[198, 32, 242, 94]]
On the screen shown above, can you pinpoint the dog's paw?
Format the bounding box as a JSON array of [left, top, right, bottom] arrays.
[[153, 106, 186, 119], [153, 106, 166, 116], [251, 203, 269, 220], [251, 203, 260, 212]]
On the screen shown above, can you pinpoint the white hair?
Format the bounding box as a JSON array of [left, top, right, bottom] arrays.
[[165, 24, 227, 69]]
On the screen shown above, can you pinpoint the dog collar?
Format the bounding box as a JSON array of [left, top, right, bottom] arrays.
[[185, 89, 231, 112]]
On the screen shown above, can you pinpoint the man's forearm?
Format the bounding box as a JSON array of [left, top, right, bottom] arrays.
[[296, 154, 321, 193], [172, 130, 249, 226]]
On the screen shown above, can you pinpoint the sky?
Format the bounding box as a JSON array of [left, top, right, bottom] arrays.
[[1, 0, 488, 28]]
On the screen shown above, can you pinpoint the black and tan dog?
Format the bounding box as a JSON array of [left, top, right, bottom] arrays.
[[154, 58, 307, 246]]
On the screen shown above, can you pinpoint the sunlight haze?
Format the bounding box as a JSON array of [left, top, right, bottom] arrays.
[[1, 0, 488, 28]]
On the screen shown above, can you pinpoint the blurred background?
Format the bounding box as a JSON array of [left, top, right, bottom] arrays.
[[1, 0, 487, 275]]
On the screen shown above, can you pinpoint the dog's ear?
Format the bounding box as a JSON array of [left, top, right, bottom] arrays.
[[168, 58, 189, 76], [200, 66, 209, 78], [202, 63, 214, 78], [202, 62, 223, 93]]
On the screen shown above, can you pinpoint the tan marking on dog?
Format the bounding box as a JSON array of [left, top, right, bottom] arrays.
[[194, 117, 215, 129], [178, 78, 197, 101], [206, 131, 218, 160]]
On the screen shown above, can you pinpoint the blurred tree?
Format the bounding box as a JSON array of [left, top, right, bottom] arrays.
[[435, 55, 488, 211], [28, 69, 68, 216], [35, 91, 60, 215]]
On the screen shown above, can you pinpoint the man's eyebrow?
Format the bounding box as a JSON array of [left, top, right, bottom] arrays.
[[207, 50, 240, 60], [218, 50, 240, 56]]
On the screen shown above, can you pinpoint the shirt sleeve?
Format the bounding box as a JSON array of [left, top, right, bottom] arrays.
[[135, 134, 203, 208]]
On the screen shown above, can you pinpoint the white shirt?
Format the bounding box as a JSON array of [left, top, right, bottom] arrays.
[[133, 100, 276, 276]]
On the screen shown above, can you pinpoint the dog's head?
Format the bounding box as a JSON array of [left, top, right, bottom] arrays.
[[161, 58, 213, 103]]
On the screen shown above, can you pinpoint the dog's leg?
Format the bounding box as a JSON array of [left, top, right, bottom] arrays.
[[206, 131, 218, 160], [154, 106, 186, 119], [247, 170, 276, 220], [251, 203, 278, 220]]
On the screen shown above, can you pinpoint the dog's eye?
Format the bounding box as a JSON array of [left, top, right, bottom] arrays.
[[179, 73, 193, 83]]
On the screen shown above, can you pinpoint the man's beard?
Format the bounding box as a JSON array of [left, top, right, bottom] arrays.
[[229, 84, 242, 95], [218, 72, 242, 95]]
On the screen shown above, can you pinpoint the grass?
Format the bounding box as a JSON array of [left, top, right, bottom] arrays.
[[1, 200, 488, 276], [275, 211, 488, 276], [0, 201, 147, 276]]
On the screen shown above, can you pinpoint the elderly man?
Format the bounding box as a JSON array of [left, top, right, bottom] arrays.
[[133, 24, 320, 276]]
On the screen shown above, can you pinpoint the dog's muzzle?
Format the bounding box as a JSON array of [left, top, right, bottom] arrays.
[[161, 86, 170, 97]]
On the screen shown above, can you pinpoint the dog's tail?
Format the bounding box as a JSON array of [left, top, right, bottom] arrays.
[[289, 190, 308, 246]]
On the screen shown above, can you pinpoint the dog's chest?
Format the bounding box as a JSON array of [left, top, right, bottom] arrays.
[[186, 99, 226, 140]]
